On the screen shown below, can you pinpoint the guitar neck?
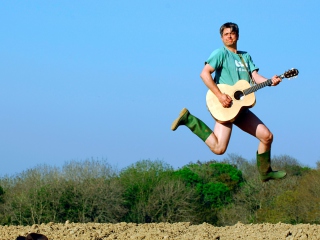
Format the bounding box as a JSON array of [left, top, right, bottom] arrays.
[[241, 69, 298, 95], [243, 79, 273, 95], [243, 70, 296, 95]]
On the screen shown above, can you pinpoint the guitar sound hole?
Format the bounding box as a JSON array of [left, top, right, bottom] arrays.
[[234, 90, 244, 100]]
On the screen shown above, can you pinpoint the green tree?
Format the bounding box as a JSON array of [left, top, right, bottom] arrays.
[[145, 176, 199, 223], [218, 154, 311, 225], [119, 159, 174, 223], [56, 159, 126, 223], [174, 161, 244, 224], [0, 185, 4, 204], [0, 159, 126, 225]]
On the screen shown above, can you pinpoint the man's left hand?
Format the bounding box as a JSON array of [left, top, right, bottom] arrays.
[[271, 75, 282, 86]]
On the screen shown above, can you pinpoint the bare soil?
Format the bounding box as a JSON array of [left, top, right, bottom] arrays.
[[1, 221, 319, 240]]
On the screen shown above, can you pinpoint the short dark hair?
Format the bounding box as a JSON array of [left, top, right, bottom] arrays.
[[220, 22, 239, 36]]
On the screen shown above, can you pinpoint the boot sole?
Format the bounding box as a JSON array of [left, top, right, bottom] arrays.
[[262, 172, 287, 182], [171, 108, 188, 131]]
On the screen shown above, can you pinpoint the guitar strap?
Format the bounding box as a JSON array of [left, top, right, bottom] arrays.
[[238, 54, 256, 86]]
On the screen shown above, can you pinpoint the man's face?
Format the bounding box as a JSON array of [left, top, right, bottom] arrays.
[[221, 28, 239, 47]]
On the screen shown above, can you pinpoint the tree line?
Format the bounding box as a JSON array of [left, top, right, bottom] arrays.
[[0, 154, 318, 226]]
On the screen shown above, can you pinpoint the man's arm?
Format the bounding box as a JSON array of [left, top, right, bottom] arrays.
[[200, 64, 232, 108], [252, 70, 282, 86]]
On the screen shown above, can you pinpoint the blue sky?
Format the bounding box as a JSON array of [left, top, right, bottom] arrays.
[[0, 0, 319, 176]]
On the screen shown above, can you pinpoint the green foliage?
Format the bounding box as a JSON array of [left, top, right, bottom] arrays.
[[57, 182, 81, 222], [0, 154, 318, 226], [119, 159, 178, 223], [270, 155, 311, 177], [201, 182, 230, 207], [174, 161, 244, 224], [175, 162, 243, 206], [173, 167, 201, 187], [0, 185, 4, 204], [0, 159, 126, 225], [120, 160, 172, 204], [217, 154, 316, 226], [260, 169, 320, 224]]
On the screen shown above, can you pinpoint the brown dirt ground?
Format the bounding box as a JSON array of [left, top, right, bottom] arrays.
[[1, 221, 319, 240]]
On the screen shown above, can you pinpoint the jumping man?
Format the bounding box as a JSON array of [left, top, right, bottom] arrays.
[[171, 22, 286, 182]]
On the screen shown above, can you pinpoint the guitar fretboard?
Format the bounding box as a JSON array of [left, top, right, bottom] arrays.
[[243, 79, 273, 95]]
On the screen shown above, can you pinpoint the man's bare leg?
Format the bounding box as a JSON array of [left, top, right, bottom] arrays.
[[234, 110, 286, 181], [233, 110, 273, 153], [205, 121, 233, 155], [171, 108, 232, 155]]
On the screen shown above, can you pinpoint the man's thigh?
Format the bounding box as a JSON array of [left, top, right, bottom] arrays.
[[233, 110, 270, 138], [212, 120, 233, 145]]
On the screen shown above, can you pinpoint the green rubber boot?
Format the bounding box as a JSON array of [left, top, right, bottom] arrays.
[[171, 108, 212, 142], [257, 151, 287, 182]]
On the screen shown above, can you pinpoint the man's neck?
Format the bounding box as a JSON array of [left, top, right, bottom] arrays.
[[225, 45, 237, 53]]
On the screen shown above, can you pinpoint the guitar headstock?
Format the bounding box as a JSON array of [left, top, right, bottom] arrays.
[[283, 68, 299, 79]]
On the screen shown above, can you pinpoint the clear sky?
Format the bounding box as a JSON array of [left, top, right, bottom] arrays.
[[0, 0, 319, 176]]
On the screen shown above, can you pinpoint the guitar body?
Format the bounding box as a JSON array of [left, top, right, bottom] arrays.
[[206, 80, 256, 123]]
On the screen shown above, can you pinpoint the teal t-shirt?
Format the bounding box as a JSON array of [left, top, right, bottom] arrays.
[[206, 46, 259, 85]]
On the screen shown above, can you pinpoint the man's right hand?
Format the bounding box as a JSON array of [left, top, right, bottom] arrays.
[[219, 93, 232, 108]]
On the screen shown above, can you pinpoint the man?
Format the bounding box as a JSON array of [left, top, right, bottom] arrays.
[[171, 22, 286, 182]]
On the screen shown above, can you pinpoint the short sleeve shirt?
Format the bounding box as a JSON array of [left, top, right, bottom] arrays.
[[206, 46, 259, 85]]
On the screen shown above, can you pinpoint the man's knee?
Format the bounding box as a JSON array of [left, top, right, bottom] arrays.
[[262, 131, 273, 145], [209, 145, 227, 155]]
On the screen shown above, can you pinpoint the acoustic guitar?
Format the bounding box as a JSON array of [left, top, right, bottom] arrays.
[[206, 68, 299, 123]]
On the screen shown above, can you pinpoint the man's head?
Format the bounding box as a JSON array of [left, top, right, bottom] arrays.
[[220, 22, 239, 37], [220, 22, 239, 49]]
